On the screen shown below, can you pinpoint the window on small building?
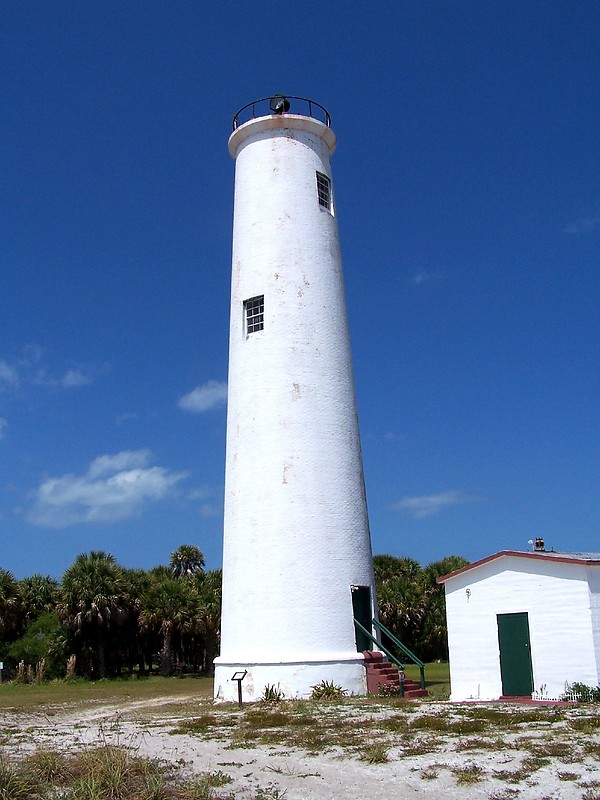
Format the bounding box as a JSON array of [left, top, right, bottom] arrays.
[[244, 295, 264, 335], [316, 171, 332, 212]]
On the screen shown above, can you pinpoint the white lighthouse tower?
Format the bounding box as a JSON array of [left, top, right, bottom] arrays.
[[214, 95, 377, 701]]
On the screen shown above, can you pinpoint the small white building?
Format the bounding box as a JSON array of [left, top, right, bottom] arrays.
[[438, 550, 600, 701]]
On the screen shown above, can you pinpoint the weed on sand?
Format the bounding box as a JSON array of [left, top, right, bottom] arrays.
[[360, 744, 389, 764], [451, 762, 486, 784], [0, 756, 41, 800], [1, 745, 232, 800]]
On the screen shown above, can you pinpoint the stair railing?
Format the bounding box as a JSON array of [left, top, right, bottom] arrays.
[[371, 618, 426, 690], [353, 618, 405, 696]]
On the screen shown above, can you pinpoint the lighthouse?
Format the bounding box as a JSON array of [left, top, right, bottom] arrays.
[[214, 95, 378, 701]]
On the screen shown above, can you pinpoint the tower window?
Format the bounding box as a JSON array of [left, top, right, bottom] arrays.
[[316, 171, 332, 212], [244, 295, 264, 335]]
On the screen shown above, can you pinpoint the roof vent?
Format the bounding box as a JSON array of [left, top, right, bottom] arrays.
[[534, 537, 545, 552]]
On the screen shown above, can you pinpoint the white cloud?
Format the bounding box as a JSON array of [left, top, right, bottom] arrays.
[[87, 449, 152, 479], [384, 430, 406, 442], [390, 489, 480, 518], [0, 418, 7, 439], [60, 369, 93, 387], [563, 215, 600, 234], [199, 504, 221, 518], [178, 380, 228, 412], [407, 270, 445, 286], [28, 450, 188, 527], [187, 485, 214, 500], [116, 411, 139, 425], [17, 344, 43, 367], [411, 270, 432, 285], [34, 368, 94, 388], [2, 348, 100, 394], [0, 361, 19, 393]]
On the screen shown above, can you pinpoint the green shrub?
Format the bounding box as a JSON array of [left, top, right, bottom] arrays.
[[310, 680, 348, 700], [261, 684, 285, 703], [565, 682, 600, 702]]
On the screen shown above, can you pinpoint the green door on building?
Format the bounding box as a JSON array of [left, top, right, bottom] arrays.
[[497, 612, 534, 696], [351, 586, 372, 652]]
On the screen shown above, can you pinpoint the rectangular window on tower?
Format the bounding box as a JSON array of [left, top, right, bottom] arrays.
[[244, 295, 264, 335], [316, 171, 333, 213]]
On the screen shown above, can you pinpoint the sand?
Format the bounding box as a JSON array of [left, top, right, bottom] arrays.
[[2, 695, 600, 799]]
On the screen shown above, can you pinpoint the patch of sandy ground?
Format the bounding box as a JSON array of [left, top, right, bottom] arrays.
[[2, 696, 600, 799]]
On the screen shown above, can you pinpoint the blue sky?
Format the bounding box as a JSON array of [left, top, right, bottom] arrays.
[[1, 2, 599, 579]]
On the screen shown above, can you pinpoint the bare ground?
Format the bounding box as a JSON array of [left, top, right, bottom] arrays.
[[2, 695, 600, 799]]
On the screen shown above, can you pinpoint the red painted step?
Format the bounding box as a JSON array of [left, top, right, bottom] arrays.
[[362, 651, 428, 697]]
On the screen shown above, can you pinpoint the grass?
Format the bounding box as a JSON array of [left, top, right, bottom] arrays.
[[360, 744, 389, 764], [0, 676, 214, 712], [408, 713, 487, 734], [462, 706, 566, 727], [451, 762, 485, 784], [1, 745, 231, 800], [557, 770, 580, 781], [0, 663, 448, 709], [403, 661, 450, 699], [419, 765, 439, 780], [0, 756, 41, 799], [454, 736, 505, 751]]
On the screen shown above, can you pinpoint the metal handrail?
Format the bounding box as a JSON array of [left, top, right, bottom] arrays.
[[353, 618, 405, 697], [232, 95, 331, 130], [372, 618, 426, 690]]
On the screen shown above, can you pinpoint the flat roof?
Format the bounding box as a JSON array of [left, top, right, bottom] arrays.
[[437, 550, 600, 583]]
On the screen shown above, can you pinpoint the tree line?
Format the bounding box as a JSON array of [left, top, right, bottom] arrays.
[[0, 547, 467, 681], [373, 554, 469, 662]]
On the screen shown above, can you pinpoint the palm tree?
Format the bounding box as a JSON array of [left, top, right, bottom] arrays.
[[374, 554, 423, 583], [169, 545, 205, 578], [418, 555, 470, 660], [374, 555, 428, 654], [0, 568, 23, 639], [57, 551, 128, 678], [139, 575, 199, 675], [194, 569, 222, 673], [19, 574, 59, 622], [422, 555, 470, 586], [377, 576, 428, 652], [374, 553, 471, 659], [120, 568, 152, 675]]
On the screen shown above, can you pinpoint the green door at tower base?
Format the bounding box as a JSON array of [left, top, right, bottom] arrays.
[[352, 586, 372, 651], [497, 612, 534, 696]]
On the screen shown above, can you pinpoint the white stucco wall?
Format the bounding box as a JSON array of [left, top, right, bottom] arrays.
[[588, 567, 600, 680], [444, 555, 598, 701], [215, 112, 376, 701]]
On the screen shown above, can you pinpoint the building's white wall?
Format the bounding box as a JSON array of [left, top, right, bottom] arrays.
[[216, 113, 376, 699], [214, 656, 366, 703], [588, 568, 600, 686], [445, 557, 597, 701]]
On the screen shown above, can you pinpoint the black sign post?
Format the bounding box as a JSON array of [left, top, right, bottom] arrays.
[[231, 670, 247, 706]]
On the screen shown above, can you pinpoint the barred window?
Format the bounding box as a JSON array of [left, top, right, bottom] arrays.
[[316, 171, 332, 212], [244, 295, 264, 335]]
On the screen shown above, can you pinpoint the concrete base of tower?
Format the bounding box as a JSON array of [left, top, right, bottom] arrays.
[[213, 654, 367, 702]]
